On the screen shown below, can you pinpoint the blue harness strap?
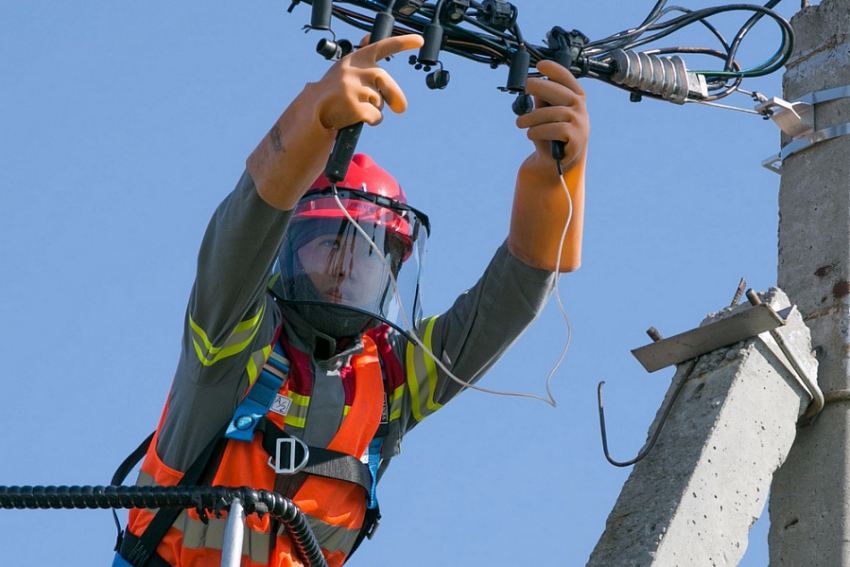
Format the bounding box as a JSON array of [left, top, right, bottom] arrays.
[[225, 343, 290, 442], [366, 437, 382, 510]]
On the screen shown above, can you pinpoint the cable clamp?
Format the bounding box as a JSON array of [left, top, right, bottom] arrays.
[[756, 96, 814, 138], [760, 85, 850, 173]]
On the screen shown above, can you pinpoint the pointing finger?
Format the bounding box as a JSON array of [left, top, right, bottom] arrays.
[[354, 34, 425, 64]]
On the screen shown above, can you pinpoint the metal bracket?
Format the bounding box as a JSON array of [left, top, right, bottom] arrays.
[[631, 303, 786, 373], [757, 96, 814, 138], [761, 85, 850, 173], [631, 295, 823, 425]]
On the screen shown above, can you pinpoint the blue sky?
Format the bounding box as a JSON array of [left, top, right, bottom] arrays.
[[1, 1, 801, 565]]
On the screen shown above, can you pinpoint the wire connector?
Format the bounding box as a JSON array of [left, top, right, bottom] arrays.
[[755, 96, 814, 138], [394, 0, 424, 16], [610, 49, 708, 104], [475, 0, 516, 32]]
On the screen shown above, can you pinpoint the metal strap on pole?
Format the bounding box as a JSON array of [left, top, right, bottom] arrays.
[[760, 85, 850, 173]]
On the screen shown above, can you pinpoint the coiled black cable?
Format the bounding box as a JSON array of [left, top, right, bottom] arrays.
[[0, 485, 328, 567]]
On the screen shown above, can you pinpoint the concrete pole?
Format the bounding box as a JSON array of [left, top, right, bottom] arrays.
[[586, 289, 814, 567], [769, 1, 850, 565]]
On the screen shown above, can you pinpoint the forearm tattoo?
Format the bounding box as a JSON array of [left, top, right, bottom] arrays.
[[271, 124, 283, 153]]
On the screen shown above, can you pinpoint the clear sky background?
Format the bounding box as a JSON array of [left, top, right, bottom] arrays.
[[0, 1, 804, 565]]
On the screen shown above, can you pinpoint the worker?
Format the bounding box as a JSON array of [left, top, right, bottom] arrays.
[[112, 33, 589, 567]]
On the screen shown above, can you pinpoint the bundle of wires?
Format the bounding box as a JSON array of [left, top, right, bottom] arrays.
[[288, 0, 793, 103]]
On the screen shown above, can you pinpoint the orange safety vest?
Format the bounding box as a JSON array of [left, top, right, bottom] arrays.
[[125, 334, 385, 567]]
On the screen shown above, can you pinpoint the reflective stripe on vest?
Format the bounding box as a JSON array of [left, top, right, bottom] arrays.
[[127, 334, 385, 567], [136, 472, 361, 557]]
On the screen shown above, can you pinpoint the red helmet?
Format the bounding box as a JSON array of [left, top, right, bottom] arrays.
[[308, 154, 407, 201], [293, 154, 414, 259]]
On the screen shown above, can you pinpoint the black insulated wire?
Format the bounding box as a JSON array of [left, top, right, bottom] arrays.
[[290, 0, 793, 103], [0, 485, 329, 567]]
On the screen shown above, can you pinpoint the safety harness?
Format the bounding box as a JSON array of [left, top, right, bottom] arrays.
[[112, 330, 395, 566]]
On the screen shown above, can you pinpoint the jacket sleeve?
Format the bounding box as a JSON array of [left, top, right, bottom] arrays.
[[156, 171, 291, 471], [397, 240, 555, 430]]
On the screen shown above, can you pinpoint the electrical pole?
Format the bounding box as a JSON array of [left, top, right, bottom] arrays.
[[769, 0, 850, 564]]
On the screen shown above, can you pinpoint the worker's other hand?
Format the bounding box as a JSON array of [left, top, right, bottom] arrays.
[[312, 34, 425, 129], [509, 60, 589, 273], [247, 34, 424, 211], [516, 60, 589, 172]]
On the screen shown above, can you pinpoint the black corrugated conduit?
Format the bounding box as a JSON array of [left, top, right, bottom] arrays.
[[0, 485, 328, 567]]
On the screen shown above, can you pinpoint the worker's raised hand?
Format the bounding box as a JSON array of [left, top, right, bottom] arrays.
[[247, 34, 423, 211], [312, 34, 425, 130], [508, 60, 589, 274], [516, 60, 589, 171]]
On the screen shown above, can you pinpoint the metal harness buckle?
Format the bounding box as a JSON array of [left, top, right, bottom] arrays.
[[268, 436, 309, 475]]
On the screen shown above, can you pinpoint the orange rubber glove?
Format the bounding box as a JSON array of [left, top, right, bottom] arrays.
[[246, 34, 425, 211], [510, 60, 589, 273]]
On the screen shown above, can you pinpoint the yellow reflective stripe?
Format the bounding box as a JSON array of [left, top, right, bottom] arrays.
[[405, 316, 444, 422], [168, 508, 361, 559], [189, 302, 266, 367], [267, 272, 280, 290], [234, 305, 265, 334], [173, 510, 272, 564], [285, 414, 307, 428], [389, 384, 405, 421], [246, 345, 272, 386], [289, 391, 309, 407], [283, 391, 310, 428], [304, 515, 361, 555]]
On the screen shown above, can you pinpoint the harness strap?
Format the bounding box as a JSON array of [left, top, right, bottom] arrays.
[[225, 344, 290, 442], [346, 505, 381, 562], [112, 431, 155, 487], [114, 533, 173, 567], [111, 432, 155, 552], [258, 417, 373, 493]]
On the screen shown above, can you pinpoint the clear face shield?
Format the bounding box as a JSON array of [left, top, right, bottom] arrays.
[[273, 188, 430, 340]]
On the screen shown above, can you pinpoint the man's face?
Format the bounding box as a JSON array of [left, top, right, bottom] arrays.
[[296, 230, 390, 310]]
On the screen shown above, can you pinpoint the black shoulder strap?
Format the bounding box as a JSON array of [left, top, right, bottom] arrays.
[[112, 432, 155, 552], [112, 431, 155, 486]]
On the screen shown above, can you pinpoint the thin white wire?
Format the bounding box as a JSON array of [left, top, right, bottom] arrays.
[[330, 164, 573, 407]]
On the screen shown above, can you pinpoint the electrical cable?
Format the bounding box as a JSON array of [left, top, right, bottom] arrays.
[[293, 0, 792, 106]]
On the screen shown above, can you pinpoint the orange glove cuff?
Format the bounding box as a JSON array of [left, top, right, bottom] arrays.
[[508, 154, 585, 273]]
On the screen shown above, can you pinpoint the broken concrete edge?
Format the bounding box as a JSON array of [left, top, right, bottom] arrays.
[[702, 287, 820, 423]]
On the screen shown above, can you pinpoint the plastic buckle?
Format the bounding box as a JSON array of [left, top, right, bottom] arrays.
[[268, 436, 309, 475], [365, 518, 380, 540]]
